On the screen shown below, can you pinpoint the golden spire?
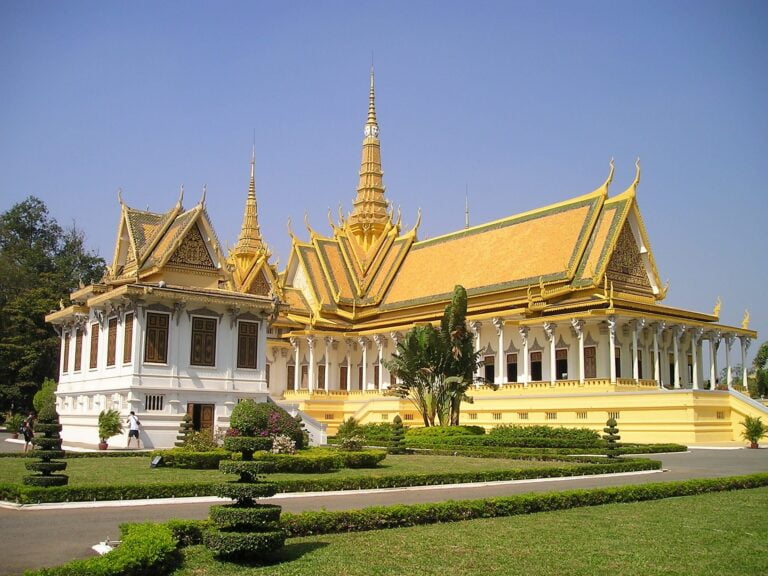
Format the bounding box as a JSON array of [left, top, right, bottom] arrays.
[[232, 147, 265, 255], [347, 67, 390, 250]]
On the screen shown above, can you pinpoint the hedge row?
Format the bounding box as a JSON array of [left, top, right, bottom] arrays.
[[406, 425, 486, 437], [150, 449, 230, 469], [0, 451, 147, 459], [279, 473, 768, 537], [24, 522, 178, 576], [406, 435, 602, 449], [0, 458, 659, 503], [415, 443, 687, 459], [488, 424, 601, 443]]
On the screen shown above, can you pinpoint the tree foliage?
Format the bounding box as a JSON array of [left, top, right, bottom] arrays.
[[0, 197, 106, 413], [385, 285, 484, 426], [752, 341, 768, 398]]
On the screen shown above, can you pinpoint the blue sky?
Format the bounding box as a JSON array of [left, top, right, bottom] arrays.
[[1, 0, 766, 362]]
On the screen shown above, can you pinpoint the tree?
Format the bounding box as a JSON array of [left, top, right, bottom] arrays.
[[385, 285, 483, 426], [0, 197, 106, 413], [752, 342, 768, 398], [602, 417, 621, 459]]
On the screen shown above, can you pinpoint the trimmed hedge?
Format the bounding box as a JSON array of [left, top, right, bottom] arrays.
[[489, 424, 601, 443], [279, 473, 768, 537], [252, 450, 343, 473], [1, 459, 660, 503], [24, 522, 178, 576], [338, 449, 387, 468], [151, 448, 230, 469], [223, 436, 273, 458], [406, 425, 486, 437], [210, 503, 283, 529], [202, 528, 286, 559]]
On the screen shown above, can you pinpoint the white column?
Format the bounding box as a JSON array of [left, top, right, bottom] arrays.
[[631, 321, 639, 382], [544, 322, 556, 383], [724, 334, 734, 389], [470, 321, 483, 382], [608, 316, 617, 384], [390, 332, 402, 386], [519, 327, 529, 386], [358, 337, 369, 390], [291, 337, 300, 391], [740, 336, 751, 391], [672, 326, 682, 389], [306, 335, 316, 393], [324, 337, 334, 390], [571, 319, 585, 384], [492, 317, 505, 384], [653, 322, 664, 387], [373, 334, 385, 391], [709, 331, 721, 390], [345, 339, 353, 391], [690, 328, 702, 390]]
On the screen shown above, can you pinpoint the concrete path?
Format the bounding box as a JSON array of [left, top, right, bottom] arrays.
[[1, 433, 766, 575]]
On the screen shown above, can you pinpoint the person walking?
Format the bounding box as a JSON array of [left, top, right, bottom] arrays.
[[126, 411, 141, 449], [22, 411, 35, 453]]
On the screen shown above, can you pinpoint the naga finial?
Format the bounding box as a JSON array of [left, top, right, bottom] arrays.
[[632, 157, 641, 190], [742, 309, 750, 330], [117, 188, 124, 205], [713, 296, 722, 317]]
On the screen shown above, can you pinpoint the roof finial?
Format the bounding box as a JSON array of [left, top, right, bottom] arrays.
[[631, 157, 641, 191], [365, 66, 378, 138], [200, 184, 206, 206], [117, 188, 124, 205], [178, 184, 184, 206]]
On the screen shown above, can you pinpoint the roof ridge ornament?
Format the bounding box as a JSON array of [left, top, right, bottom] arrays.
[[631, 157, 641, 192]]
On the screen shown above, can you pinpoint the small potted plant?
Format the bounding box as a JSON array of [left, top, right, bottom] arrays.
[[741, 415, 767, 449], [97, 409, 123, 450], [6, 413, 24, 439]]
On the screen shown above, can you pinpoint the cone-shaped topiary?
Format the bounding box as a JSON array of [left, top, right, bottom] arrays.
[[175, 413, 194, 447], [388, 415, 407, 454], [23, 401, 68, 487], [602, 417, 621, 459]]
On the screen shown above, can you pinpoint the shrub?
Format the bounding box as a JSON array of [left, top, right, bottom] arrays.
[[336, 416, 361, 439], [253, 450, 343, 473], [229, 400, 304, 449], [24, 403, 67, 487], [151, 448, 230, 469], [389, 415, 407, 454], [489, 425, 601, 445], [603, 418, 621, 458], [97, 409, 123, 443], [175, 414, 194, 447], [184, 430, 219, 452], [338, 449, 387, 468], [407, 425, 486, 437], [271, 434, 297, 454], [339, 434, 365, 451], [6, 413, 24, 434], [223, 436, 273, 460], [741, 415, 767, 447], [25, 522, 178, 576]]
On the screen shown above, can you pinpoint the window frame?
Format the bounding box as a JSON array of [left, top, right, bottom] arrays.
[[190, 315, 217, 368], [144, 311, 170, 365], [235, 319, 259, 370]]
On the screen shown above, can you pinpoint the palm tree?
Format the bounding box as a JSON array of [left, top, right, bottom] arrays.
[[385, 285, 484, 426]]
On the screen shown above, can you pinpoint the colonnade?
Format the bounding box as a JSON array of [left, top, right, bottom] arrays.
[[275, 316, 751, 394]]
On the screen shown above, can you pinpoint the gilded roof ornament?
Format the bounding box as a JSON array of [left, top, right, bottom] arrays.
[[178, 184, 185, 207], [630, 157, 641, 193], [742, 309, 750, 330], [713, 296, 722, 317], [117, 188, 124, 205]]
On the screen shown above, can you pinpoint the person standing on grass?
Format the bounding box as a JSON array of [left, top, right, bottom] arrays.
[[127, 411, 141, 449], [22, 411, 35, 453]]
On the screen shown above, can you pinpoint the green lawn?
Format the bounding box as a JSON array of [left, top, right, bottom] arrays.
[[0, 454, 574, 486], [172, 487, 768, 576]]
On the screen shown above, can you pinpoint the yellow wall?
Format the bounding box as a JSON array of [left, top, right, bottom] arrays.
[[284, 386, 768, 444]]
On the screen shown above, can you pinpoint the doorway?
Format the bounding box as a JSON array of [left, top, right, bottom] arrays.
[[187, 403, 215, 432]]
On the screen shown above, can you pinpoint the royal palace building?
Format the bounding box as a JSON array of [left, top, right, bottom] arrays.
[[47, 72, 765, 447]]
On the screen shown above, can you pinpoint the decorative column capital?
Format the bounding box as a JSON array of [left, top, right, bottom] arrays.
[[518, 326, 529, 343], [357, 336, 369, 349], [469, 320, 482, 334], [543, 322, 556, 342], [740, 336, 752, 350], [491, 317, 505, 335], [632, 318, 646, 335], [324, 336, 336, 348], [289, 336, 299, 350], [607, 315, 617, 335], [671, 325, 684, 341], [373, 333, 386, 350], [570, 318, 585, 336], [305, 335, 316, 349], [389, 331, 402, 345], [689, 327, 704, 343], [724, 334, 735, 350]]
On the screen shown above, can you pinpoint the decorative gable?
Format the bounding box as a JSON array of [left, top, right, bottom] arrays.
[[168, 224, 216, 269], [249, 268, 271, 296], [604, 223, 652, 295]]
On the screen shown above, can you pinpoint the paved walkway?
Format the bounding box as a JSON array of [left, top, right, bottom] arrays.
[[1, 431, 766, 575]]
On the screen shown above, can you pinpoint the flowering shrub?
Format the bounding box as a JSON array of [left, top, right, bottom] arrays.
[[339, 434, 364, 452], [228, 400, 304, 448], [225, 428, 241, 437], [271, 434, 297, 455]]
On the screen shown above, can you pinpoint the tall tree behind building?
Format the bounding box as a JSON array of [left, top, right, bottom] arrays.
[[0, 197, 106, 412]]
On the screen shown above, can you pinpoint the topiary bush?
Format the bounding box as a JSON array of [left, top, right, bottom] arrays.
[[388, 415, 407, 454], [229, 400, 304, 449], [204, 425, 286, 561], [175, 413, 194, 447], [603, 418, 621, 458], [24, 402, 67, 487]]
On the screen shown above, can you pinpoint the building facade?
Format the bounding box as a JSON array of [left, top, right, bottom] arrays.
[[48, 71, 764, 447]]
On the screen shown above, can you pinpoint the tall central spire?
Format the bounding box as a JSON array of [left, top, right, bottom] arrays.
[[348, 67, 390, 250], [232, 147, 265, 254]]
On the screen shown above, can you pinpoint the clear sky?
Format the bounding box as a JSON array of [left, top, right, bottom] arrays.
[[1, 0, 766, 364]]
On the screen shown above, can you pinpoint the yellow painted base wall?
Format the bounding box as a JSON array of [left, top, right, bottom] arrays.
[[283, 386, 768, 445]]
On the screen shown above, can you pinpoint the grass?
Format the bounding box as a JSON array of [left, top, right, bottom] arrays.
[[0, 454, 575, 486], [171, 486, 768, 576]]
